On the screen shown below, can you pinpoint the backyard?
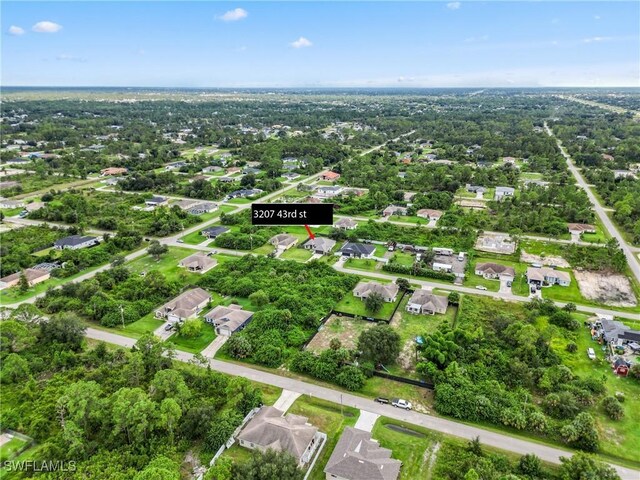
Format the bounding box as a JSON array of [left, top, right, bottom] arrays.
[[334, 290, 401, 320]]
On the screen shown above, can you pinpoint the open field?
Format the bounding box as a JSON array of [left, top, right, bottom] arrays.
[[305, 315, 375, 353]]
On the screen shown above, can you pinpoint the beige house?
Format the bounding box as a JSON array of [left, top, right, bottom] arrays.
[[353, 281, 399, 303], [526, 267, 571, 287], [406, 289, 448, 315], [237, 406, 323, 466], [303, 237, 336, 255], [269, 233, 298, 251], [155, 288, 211, 323], [475, 262, 515, 281], [416, 209, 443, 220], [178, 252, 217, 274], [334, 218, 358, 230], [567, 223, 596, 235], [0, 268, 50, 290], [324, 427, 401, 480]]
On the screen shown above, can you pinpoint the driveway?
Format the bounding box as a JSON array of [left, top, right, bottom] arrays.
[[498, 278, 512, 294], [273, 389, 301, 413], [353, 410, 379, 433], [154, 322, 175, 341], [201, 336, 228, 358], [307, 253, 322, 263]]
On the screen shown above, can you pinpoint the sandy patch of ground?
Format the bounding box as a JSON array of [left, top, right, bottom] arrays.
[[0, 433, 11, 447], [520, 250, 571, 268], [574, 270, 637, 307], [305, 315, 374, 353]]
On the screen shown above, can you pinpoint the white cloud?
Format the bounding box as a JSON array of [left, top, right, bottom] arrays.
[[446, 2, 461, 10], [594, 15, 601, 20], [138, 49, 146, 55], [8, 25, 25, 36], [583, 36, 612, 43], [219, 8, 248, 22], [291, 36, 312, 48], [56, 54, 87, 62], [32, 21, 63, 33], [236, 46, 247, 52]]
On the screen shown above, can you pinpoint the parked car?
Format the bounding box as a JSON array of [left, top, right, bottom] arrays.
[[530, 286, 537, 294], [164, 323, 174, 331], [475, 285, 487, 291], [375, 397, 390, 404], [392, 398, 412, 410], [177, 239, 184, 243], [587, 347, 596, 360]]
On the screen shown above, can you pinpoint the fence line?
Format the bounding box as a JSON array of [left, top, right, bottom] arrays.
[[371, 370, 434, 390]]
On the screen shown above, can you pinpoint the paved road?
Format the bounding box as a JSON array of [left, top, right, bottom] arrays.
[[556, 95, 640, 120], [545, 123, 640, 285], [84, 327, 639, 480]]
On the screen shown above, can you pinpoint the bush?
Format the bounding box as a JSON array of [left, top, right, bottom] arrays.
[[602, 396, 624, 420], [382, 263, 455, 282], [178, 318, 203, 338], [566, 342, 578, 353], [336, 366, 366, 391], [227, 335, 252, 359]]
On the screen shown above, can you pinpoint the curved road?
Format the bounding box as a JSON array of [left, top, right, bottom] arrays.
[[85, 327, 640, 480]]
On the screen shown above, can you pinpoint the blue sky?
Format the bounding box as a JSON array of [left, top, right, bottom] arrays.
[[2, 1, 639, 87]]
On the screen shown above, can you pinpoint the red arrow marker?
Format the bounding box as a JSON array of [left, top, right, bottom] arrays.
[[304, 224, 315, 239]]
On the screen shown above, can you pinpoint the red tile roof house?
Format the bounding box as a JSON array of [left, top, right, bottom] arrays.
[[100, 167, 128, 176], [0, 268, 50, 290], [320, 171, 341, 181], [567, 223, 596, 235]]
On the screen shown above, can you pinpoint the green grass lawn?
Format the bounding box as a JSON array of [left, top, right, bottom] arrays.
[[280, 247, 314, 262], [288, 396, 359, 480], [393, 297, 456, 345], [227, 197, 253, 205], [389, 252, 415, 267], [344, 257, 378, 271], [388, 215, 428, 226], [374, 244, 389, 257], [125, 247, 201, 283], [180, 229, 210, 245], [371, 417, 438, 480], [334, 291, 399, 319], [251, 243, 275, 255], [0, 437, 29, 462], [464, 256, 531, 295], [166, 319, 217, 353]]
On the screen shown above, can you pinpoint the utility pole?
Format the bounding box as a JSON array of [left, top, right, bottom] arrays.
[[120, 304, 125, 329], [340, 394, 343, 416]]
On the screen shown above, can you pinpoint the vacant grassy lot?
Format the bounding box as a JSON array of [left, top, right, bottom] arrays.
[[334, 291, 399, 320], [0, 436, 29, 463], [306, 315, 375, 353], [125, 247, 201, 282], [281, 247, 314, 262], [288, 396, 359, 480], [167, 319, 217, 353], [371, 417, 438, 480]]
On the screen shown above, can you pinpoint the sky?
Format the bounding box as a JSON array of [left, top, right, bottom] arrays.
[[2, 1, 639, 88]]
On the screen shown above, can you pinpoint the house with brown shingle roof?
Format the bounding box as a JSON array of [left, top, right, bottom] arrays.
[[0, 268, 50, 290], [154, 288, 211, 323], [353, 281, 399, 303], [526, 267, 571, 287], [335, 217, 358, 230], [416, 209, 443, 220], [475, 262, 515, 281], [320, 171, 341, 181], [269, 233, 298, 251], [204, 304, 254, 335], [178, 252, 217, 274], [101, 167, 128, 176], [567, 223, 596, 235], [237, 406, 323, 466], [324, 427, 401, 480], [406, 289, 448, 315]]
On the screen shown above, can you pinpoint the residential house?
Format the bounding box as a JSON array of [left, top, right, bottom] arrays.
[[303, 237, 336, 255], [382, 205, 407, 217], [526, 267, 571, 287], [340, 242, 375, 258], [101, 167, 128, 176], [494, 186, 515, 201], [154, 288, 211, 323], [416, 209, 443, 221], [335, 217, 358, 230], [243, 167, 261, 175], [283, 172, 300, 181], [315, 186, 344, 198], [24, 202, 45, 212], [202, 166, 222, 173], [403, 192, 416, 202], [324, 427, 401, 480], [567, 223, 596, 235], [353, 281, 399, 303], [612, 357, 631, 377], [237, 406, 322, 467], [0, 268, 51, 290], [613, 170, 637, 179], [0, 199, 25, 209], [598, 318, 640, 346], [475, 262, 515, 281], [502, 156, 517, 164], [227, 188, 262, 199], [320, 171, 341, 181], [178, 252, 217, 274], [465, 184, 485, 194], [201, 226, 229, 239], [54, 235, 99, 250], [226, 167, 242, 175], [406, 289, 448, 315], [601, 153, 615, 162], [188, 202, 217, 215], [269, 234, 298, 251], [204, 304, 254, 336], [145, 196, 169, 207]]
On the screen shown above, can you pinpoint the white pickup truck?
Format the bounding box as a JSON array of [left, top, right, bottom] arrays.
[[392, 398, 412, 410]]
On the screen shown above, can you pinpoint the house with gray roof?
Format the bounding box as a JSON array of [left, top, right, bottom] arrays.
[[353, 281, 399, 303], [204, 304, 254, 336], [270, 233, 298, 251], [406, 289, 448, 315], [340, 242, 375, 258], [201, 226, 229, 238], [526, 267, 571, 287], [154, 288, 211, 323], [335, 217, 358, 230], [494, 186, 515, 201], [237, 406, 322, 467], [324, 427, 401, 480], [54, 235, 99, 250], [598, 318, 640, 345], [304, 237, 336, 255], [475, 262, 515, 281]]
